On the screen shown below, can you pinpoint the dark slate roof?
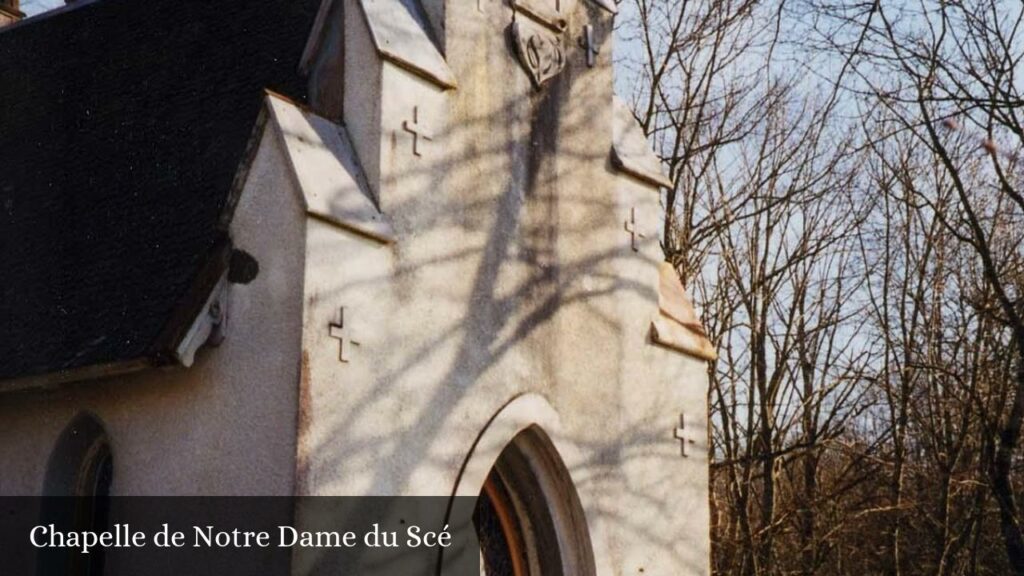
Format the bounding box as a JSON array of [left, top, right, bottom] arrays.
[[0, 0, 319, 383]]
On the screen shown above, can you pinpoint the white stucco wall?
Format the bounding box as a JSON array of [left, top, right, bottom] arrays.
[[295, 1, 713, 574]]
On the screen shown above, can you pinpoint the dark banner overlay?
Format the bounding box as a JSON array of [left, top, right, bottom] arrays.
[[0, 497, 481, 576]]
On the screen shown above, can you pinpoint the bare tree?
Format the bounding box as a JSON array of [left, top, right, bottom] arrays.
[[807, 0, 1024, 568], [617, 0, 1024, 573]]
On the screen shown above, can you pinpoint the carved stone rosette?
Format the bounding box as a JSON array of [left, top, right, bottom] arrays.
[[511, 21, 566, 90]]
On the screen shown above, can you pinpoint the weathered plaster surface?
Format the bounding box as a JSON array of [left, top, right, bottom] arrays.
[[296, 1, 713, 574]]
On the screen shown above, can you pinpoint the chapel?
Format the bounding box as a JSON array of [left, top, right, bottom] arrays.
[[0, 0, 715, 574]]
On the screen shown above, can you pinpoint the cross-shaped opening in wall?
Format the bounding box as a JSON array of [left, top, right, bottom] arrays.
[[624, 207, 646, 252], [328, 307, 360, 363], [674, 413, 696, 457], [402, 106, 433, 157]]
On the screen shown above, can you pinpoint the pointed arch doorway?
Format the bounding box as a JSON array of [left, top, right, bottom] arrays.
[[471, 425, 596, 576], [38, 412, 113, 576]]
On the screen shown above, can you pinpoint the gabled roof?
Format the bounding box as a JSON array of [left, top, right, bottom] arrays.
[[0, 0, 321, 384], [358, 0, 456, 89], [301, 0, 456, 90], [264, 92, 395, 243]]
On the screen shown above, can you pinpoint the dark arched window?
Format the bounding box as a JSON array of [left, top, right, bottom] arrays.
[[473, 426, 596, 576], [38, 412, 113, 576]]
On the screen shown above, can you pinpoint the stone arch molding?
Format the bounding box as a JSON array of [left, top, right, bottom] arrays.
[[448, 393, 614, 575], [43, 411, 112, 497], [38, 412, 114, 576]]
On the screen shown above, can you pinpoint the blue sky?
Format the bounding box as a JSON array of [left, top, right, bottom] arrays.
[[20, 0, 62, 17]]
